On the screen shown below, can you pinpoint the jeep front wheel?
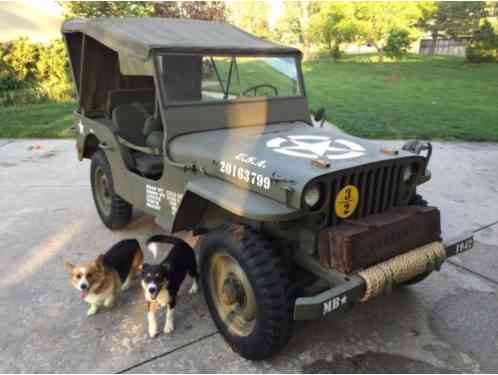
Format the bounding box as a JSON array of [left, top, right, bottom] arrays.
[[199, 224, 293, 360], [90, 150, 132, 229]]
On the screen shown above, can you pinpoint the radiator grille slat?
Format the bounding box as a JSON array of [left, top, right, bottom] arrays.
[[328, 161, 413, 224], [373, 168, 384, 214], [381, 166, 392, 211]]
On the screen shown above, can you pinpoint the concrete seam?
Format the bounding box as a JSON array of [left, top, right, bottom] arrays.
[[446, 260, 498, 286], [472, 220, 498, 234], [0, 140, 14, 148], [115, 331, 219, 373]]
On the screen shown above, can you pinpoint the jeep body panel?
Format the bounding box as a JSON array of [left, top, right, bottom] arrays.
[[183, 176, 299, 220], [168, 122, 427, 209]]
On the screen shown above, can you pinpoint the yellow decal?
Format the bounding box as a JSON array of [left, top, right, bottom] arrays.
[[335, 185, 359, 218]]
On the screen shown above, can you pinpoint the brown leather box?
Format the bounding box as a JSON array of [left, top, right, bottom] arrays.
[[318, 206, 441, 273]]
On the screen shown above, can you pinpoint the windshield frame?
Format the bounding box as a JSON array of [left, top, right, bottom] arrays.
[[153, 52, 306, 108]]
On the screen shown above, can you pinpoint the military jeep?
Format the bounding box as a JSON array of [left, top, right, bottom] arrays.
[[62, 18, 474, 360]]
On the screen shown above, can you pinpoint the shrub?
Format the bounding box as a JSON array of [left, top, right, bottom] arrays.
[[0, 38, 74, 105], [0, 87, 49, 107], [36, 40, 74, 101], [385, 29, 412, 61], [1, 37, 40, 81], [0, 73, 23, 91], [466, 20, 497, 63]]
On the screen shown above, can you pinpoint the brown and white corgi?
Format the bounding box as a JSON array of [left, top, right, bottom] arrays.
[[64, 239, 143, 316]]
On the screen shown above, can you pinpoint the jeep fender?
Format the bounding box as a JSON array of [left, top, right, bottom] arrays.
[[172, 176, 300, 232], [79, 133, 100, 160]]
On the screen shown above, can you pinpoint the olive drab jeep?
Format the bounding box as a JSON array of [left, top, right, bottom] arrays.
[[62, 18, 475, 360]]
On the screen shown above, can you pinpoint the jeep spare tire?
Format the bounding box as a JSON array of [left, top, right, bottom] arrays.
[[199, 224, 293, 360], [90, 150, 132, 229]]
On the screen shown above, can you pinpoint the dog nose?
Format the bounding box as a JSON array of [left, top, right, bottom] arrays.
[[148, 286, 157, 294], [80, 283, 89, 290]]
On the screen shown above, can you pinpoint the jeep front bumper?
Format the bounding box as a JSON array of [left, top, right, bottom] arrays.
[[293, 232, 474, 320]]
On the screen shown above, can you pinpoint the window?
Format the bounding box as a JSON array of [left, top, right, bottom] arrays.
[[157, 54, 301, 104]]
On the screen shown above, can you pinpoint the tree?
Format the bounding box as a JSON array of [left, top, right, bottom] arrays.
[[60, 1, 226, 21], [352, 2, 432, 62], [154, 2, 226, 21], [384, 29, 412, 61], [308, 3, 357, 60], [60, 2, 154, 18], [273, 1, 322, 59], [226, 1, 271, 38], [466, 20, 497, 62], [418, 2, 487, 54]]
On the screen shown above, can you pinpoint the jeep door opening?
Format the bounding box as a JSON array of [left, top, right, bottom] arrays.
[[62, 17, 474, 360]]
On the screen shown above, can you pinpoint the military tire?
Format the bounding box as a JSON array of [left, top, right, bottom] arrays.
[[410, 193, 428, 207], [199, 224, 293, 360], [90, 150, 132, 230]]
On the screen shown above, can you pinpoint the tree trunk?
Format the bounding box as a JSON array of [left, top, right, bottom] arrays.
[[378, 47, 385, 63], [430, 31, 438, 55]]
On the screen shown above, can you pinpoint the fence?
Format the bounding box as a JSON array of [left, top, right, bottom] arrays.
[[419, 38, 469, 57]]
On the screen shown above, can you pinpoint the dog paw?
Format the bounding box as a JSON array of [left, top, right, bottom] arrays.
[[188, 281, 199, 295], [148, 328, 159, 338], [87, 305, 98, 316], [103, 300, 115, 308], [164, 323, 175, 334]]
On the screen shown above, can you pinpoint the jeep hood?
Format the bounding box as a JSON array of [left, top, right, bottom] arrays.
[[169, 122, 422, 208]]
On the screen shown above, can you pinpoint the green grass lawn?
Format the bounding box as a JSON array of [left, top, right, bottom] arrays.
[[0, 101, 76, 138], [304, 54, 498, 142], [0, 54, 497, 141]]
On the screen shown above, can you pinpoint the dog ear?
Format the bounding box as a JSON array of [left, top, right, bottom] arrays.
[[139, 263, 148, 276], [95, 254, 105, 269], [64, 261, 75, 273]]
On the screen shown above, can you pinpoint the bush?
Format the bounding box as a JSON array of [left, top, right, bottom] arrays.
[[0, 87, 48, 107], [0, 38, 74, 105], [0, 73, 23, 91], [1, 37, 40, 81], [385, 29, 412, 61], [466, 21, 497, 63], [466, 46, 496, 63], [36, 40, 74, 101]]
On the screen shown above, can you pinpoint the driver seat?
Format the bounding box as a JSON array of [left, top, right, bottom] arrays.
[[111, 103, 163, 178]]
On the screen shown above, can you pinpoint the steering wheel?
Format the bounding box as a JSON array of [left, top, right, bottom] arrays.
[[242, 84, 279, 97]]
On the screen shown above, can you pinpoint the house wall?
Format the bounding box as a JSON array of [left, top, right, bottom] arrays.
[[419, 39, 469, 57]]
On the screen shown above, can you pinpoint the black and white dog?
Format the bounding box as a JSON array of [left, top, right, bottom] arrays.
[[141, 235, 199, 338]]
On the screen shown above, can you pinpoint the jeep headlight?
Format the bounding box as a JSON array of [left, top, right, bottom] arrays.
[[304, 182, 324, 210]]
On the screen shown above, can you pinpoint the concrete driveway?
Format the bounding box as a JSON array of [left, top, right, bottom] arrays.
[[1, 139, 497, 373]]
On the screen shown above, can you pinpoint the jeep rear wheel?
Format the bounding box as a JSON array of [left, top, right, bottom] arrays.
[[199, 224, 293, 360], [90, 150, 132, 230]]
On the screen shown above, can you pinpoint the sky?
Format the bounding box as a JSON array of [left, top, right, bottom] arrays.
[[0, 0, 64, 43], [0, 0, 284, 43]]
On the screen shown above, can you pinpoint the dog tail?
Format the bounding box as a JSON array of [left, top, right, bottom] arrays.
[[146, 235, 186, 259]]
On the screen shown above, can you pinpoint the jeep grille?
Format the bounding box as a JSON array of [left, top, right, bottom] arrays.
[[327, 159, 422, 226]]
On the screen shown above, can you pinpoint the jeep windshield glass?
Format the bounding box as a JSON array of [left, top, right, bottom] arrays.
[[156, 54, 302, 104]]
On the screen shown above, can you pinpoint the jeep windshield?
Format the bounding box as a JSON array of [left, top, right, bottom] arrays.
[[156, 54, 302, 105]]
